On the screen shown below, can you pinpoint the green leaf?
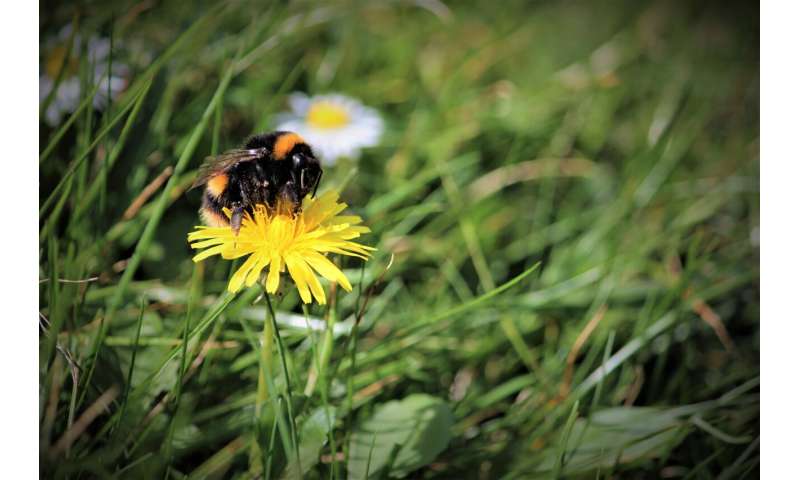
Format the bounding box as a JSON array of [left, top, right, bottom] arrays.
[[348, 394, 454, 479], [280, 406, 337, 479], [532, 406, 691, 476]]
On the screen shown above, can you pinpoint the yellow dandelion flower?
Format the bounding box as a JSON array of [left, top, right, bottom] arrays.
[[187, 190, 374, 304]]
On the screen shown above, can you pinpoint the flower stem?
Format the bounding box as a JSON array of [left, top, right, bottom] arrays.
[[255, 297, 275, 416], [264, 292, 302, 475], [304, 287, 338, 397], [249, 292, 276, 476]]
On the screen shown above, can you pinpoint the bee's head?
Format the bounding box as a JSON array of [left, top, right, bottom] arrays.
[[291, 145, 322, 198]]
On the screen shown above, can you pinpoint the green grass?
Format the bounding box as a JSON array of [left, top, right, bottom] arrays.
[[39, 1, 759, 478]]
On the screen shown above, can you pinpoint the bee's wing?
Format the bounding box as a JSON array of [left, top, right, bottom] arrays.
[[190, 148, 267, 190]]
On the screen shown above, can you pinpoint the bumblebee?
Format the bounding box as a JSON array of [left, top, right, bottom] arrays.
[[192, 131, 322, 234]]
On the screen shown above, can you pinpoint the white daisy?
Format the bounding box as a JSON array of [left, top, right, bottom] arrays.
[[40, 25, 129, 127], [274, 93, 384, 165]]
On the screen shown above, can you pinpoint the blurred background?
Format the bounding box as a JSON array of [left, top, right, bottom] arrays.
[[39, 0, 759, 478]]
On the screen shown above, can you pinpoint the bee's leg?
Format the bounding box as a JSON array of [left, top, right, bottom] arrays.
[[259, 179, 270, 205], [253, 162, 270, 205], [231, 202, 244, 235], [278, 181, 299, 214]]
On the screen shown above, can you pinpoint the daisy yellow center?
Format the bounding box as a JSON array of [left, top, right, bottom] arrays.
[[45, 45, 79, 78], [306, 101, 351, 129]]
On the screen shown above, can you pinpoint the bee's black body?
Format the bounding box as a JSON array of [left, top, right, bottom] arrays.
[[194, 131, 322, 233]]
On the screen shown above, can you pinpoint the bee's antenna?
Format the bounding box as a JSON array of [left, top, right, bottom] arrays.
[[313, 170, 322, 197]]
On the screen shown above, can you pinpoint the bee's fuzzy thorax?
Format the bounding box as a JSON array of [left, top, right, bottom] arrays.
[[272, 132, 305, 160]]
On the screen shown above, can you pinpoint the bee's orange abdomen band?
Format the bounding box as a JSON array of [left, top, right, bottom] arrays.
[[207, 174, 228, 197]]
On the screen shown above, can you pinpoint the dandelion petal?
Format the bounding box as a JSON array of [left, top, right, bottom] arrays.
[[285, 254, 313, 304]]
